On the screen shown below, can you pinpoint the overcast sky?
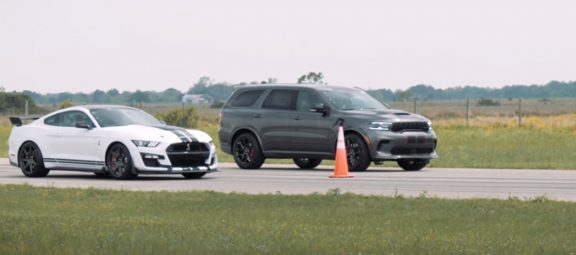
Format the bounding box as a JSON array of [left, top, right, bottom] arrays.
[[1, 0, 575, 93]]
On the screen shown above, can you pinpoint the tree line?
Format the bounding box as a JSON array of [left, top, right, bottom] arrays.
[[4, 79, 576, 111]]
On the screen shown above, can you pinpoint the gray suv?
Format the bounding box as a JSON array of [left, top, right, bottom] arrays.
[[218, 84, 437, 171]]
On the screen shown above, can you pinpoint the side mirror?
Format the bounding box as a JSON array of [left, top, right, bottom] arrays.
[[311, 103, 330, 116], [75, 122, 93, 130]]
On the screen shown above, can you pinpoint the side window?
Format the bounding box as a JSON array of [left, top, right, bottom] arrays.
[[297, 90, 325, 112], [44, 114, 60, 126], [44, 111, 94, 128], [262, 90, 298, 110], [229, 90, 264, 107]]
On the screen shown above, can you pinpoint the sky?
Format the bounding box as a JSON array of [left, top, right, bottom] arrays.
[[1, 0, 575, 94]]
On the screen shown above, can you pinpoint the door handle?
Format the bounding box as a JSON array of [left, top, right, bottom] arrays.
[[294, 116, 301, 120], [253, 113, 261, 118]]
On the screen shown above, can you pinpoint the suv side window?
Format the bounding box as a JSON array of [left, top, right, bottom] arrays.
[[262, 90, 298, 110], [297, 90, 325, 112], [229, 90, 264, 107]]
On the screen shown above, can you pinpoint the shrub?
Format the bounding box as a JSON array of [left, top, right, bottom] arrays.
[[155, 106, 199, 128], [476, 98, 501, 106]]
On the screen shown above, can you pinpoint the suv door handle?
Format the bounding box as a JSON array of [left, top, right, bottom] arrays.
[[294, 116, 300, 120], [253, 113, 261, 118]]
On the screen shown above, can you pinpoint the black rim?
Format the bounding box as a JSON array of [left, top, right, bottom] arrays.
[[107, 145, 129, 177], [19, 143, 39, 175], [346, 137, 362, 168], [234, 136, 256, 166]]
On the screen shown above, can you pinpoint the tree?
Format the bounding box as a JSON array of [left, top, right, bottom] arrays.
[[297, 72, 325, 84]]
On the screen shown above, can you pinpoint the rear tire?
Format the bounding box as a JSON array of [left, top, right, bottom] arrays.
[[345, 133, 371, 172], [293, 158, 322, 169], [182, 173, 206, 179], [398, 159, 429, 171], [18, 142, 49, 177], [232, 133, 265, 169], [106, 143, 138, 179]]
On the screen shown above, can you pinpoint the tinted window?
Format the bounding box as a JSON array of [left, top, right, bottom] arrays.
[[90, 107, 162, 127], [229, 90, 264, 107], [297, 90, 325, 112], [263, 90, 298, 110], [44, 111, 94, 128]]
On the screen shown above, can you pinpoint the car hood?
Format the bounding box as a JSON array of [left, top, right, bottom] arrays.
[[342, 109, 430, 122], [106, 125, 212, 143]]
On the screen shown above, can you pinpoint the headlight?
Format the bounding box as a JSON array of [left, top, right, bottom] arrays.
[[132, 140, 160, 147], [369, 122, 392, 131]]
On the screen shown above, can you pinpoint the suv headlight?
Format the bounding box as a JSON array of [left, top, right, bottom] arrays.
[[369, 122, 392, 131], [132, 140, 161, 148]]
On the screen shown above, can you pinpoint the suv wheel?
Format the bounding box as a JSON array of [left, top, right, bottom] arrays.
[[233, 133, 265, 169], [397, 159, 429, 171], [293, 158, 322, 169], [345, 133, 371, 172]]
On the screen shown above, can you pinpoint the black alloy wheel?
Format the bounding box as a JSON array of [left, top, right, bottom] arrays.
[[232, 133, 265, 169], [293, 158, 322, 169], [345, 133, 371, 172], [18, 142, 49, 177], [106, 144, 137, 179]]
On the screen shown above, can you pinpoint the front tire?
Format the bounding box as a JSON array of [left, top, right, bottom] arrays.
[[398, 159, 429, 171], [18, 142, 49, 177], [106, 143, 138, 179], [293, 158, 322, 169], [232, 133, 265, 169], [345, 133, 371, 172]]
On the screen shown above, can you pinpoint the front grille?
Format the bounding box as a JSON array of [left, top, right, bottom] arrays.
[[166, 142, 209, 152], [168, 154, 208, 167], [391, 122, 430, 132], [391, 148, 434, 155], [166, 142, 210, 167]]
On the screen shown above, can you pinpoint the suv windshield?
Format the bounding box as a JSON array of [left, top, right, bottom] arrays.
[[319, 88, 388, 111], [90, 108, 163, 127]]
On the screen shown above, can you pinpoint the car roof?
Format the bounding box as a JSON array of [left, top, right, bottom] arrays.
[[67, 105, 137, 111], [233, 83, 361, 92]]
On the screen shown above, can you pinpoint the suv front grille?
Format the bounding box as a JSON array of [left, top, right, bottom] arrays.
[[166, 142, 210, 167], [391, 122, 430, 132]]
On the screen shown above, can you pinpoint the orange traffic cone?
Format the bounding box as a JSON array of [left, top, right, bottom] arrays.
[[330, 126, 353, 178]]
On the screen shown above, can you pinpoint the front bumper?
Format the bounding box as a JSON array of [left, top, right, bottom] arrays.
[[367, 130, 438, 161], [131, 142, 218, 174]]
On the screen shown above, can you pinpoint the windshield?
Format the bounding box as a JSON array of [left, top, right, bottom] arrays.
[[90, 107, 163, 127], [319, 88, 388, 111]]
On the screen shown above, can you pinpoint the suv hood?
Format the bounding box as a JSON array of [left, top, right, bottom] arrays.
[[342, 109, 430, 122]]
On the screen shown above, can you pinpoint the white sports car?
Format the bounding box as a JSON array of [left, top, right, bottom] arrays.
[[8, 105, 218, 179]]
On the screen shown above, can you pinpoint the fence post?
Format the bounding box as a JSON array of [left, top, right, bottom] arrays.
[[466, 98, 470, 126], [25, 100, 29, 121], [518, 98, 523, 127]]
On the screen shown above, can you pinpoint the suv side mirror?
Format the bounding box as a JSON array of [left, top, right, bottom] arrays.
[[311, 103, 330, 116]]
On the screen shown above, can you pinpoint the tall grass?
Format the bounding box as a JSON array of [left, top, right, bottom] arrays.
[[1, 184, 576, 254]]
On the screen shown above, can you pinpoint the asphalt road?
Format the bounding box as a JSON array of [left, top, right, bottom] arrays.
[[1, 159, 575, 201]]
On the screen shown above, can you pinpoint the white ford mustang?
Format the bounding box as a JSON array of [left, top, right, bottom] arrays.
[[8, 105, 218, 179]]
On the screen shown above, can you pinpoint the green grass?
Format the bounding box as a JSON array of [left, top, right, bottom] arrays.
[[431, 126, 576, 169], [0, 125, 11, 157], [1, 184, 576, 254]]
